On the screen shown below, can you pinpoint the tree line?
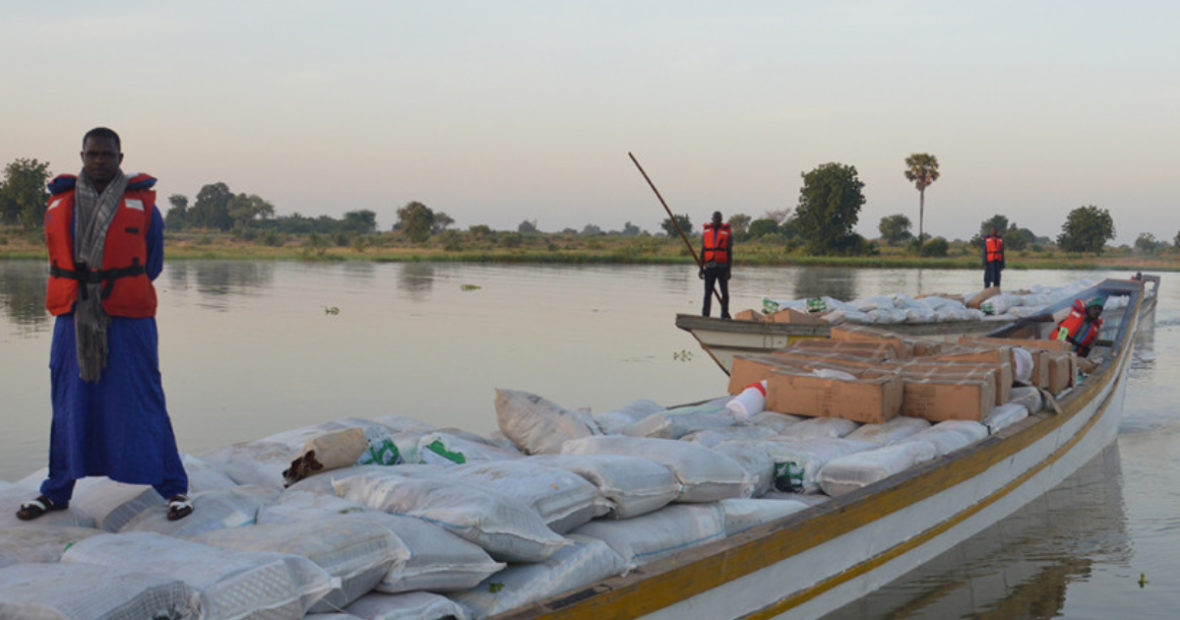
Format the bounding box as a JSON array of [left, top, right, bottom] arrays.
[[0, 155, 1133, 256]]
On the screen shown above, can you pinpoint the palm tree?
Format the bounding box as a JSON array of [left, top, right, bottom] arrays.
[[904, 153, 940, 250]]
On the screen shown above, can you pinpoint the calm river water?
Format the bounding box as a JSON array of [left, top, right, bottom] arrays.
[[1, 260, 1177, 618]]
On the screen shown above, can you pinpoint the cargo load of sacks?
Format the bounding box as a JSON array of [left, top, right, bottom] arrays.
[[742, 278, 1119, 325], [0, 376, 1052, 619]]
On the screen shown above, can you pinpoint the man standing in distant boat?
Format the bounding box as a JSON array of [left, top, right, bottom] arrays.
[[17, 127, 192, 522], [983, 228, 1005, 288], [700, 211, 732, 319]]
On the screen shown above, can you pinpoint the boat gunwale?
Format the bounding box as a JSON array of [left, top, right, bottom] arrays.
[[496, 278, 1144, 620]]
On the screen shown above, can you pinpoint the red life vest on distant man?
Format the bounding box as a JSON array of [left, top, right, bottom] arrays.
[[702, 222, 731, 265], [43, 173, 158, 317], [985, 235, 1004, 263], [1052, 299, 1103, 353]]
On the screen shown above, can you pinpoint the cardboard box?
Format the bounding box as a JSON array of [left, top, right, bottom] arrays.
[[965, 287, 1001, 309], [734, 309, 764, 321], [765, 370, 902, 424], [789, 339, 899, 358], [928, 347, 1014, 405], [769, 349, 890, 370], [890, 375, 995, 422], [769, 308, 827, 325], [959, 336, 1070, 354], [886, 356, 1012, 406], [1046, 350, 1074, 393], [730, 355, 792, 394], [829, 324, 918, 358]]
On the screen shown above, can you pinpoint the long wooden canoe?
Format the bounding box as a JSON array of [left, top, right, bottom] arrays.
[[497, 276, 1147, 620], [677, 275, 1159, 374]]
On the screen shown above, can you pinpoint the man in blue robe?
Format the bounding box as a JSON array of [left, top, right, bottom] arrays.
[[17, 128, 192, 521]]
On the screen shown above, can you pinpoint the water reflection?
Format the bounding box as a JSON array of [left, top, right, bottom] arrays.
[[166, 261, 276, 310], [823, 444, 1129, 619], [792, 267, 858, 301], [398, 262, 435, 301], [0, 260, 49, 334]]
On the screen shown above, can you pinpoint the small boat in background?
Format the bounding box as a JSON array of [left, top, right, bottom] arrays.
[[676, 274, 1158, 374]]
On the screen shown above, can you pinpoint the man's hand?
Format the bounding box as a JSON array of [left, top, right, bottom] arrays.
[[698, 269, 704, 280]]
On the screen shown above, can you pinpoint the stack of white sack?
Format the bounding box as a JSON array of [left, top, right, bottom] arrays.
[[495, 388, 598, 454], [197, 417, 397, 489], [449, 535, 627, 619], [572, 503, 727, 569], [61, 531, 334, 618], [722, 437, 880, 494], [330, 468, 570, 563], [816, 441, 939, 497], [525, 454, 682, 520], [561, 436, 748, 503], [764, 278, 1104, 325], [188, 515, 411, 613], [592, 399, 666, 435]]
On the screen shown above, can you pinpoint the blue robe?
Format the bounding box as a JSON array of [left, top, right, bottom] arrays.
[[40, 206, 187, 504]]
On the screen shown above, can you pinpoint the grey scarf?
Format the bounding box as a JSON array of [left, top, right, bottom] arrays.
[[73, 169, 128, 382]]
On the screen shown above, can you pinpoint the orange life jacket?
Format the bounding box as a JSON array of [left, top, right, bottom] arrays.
[[1052, 299, 1102, 352], [44, 174, 158, 317], [985, 235, 1004, 262], [702, 222, 731, 265]]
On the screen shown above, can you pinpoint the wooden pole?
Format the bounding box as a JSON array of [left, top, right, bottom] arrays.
[[628, 152, 723, 307]]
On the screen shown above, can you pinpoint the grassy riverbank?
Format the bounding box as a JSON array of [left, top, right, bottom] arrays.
[[2, 227, 1179, 271]]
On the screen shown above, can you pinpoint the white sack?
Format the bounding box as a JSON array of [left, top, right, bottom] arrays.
[[711, 442, 776, 498], [748, 411, 805, 434], [0, 562, 201, 620], [592, 399, 665, 435], [573, 503, 726, 568], [1009, 385, 1044, 413], [525, 454, 681, 520], [495, 388, 596, 455], [62, 531, 333, 619], [622, 403, 737, 440], [0, 526, 102, 567], [416, 432, 523, 466], [718, 498, 810, 536], [561, 436, 747, 503], [845, 417, 931, 445], [736, 438, 879, 494], [119, 486, 277, 537], [67, 479, 163, 532], [181, 453, 239, 493], [817, 441, 939, 497], [898, 420, 989, 456], [440, 460, 610, 533], [1012, 347, 1034, 384], [190, 515, 410, 613], [258, 489, 372, 524], [345, 591, 469, 620], [199, 418, 392, 488], [682, 425, 777, 448], [983, 403, 1030, 434], [331, 470, 569, 563], [779, 417, 860, 440], [449, 535, 626, 619]]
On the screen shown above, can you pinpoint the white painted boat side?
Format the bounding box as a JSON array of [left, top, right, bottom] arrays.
[[643, 310, 1134, 620]]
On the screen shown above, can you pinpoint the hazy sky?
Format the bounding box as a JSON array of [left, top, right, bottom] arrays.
[[2, 1, 1176, 243]]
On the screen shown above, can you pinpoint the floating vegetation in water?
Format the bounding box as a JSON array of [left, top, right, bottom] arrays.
[[324, 306, 340, 315], [488, 582, 505, 593], [673, 349, 693, 362], [1139, 572, 1149, 588], [460, 283, 481, 291]]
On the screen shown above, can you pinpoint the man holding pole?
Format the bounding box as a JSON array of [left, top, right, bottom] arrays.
[[700, 211, 732, 319]]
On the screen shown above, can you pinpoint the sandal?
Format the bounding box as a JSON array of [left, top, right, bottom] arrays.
[[16, 495, 68, 521], [167, 494, 194, 521]]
